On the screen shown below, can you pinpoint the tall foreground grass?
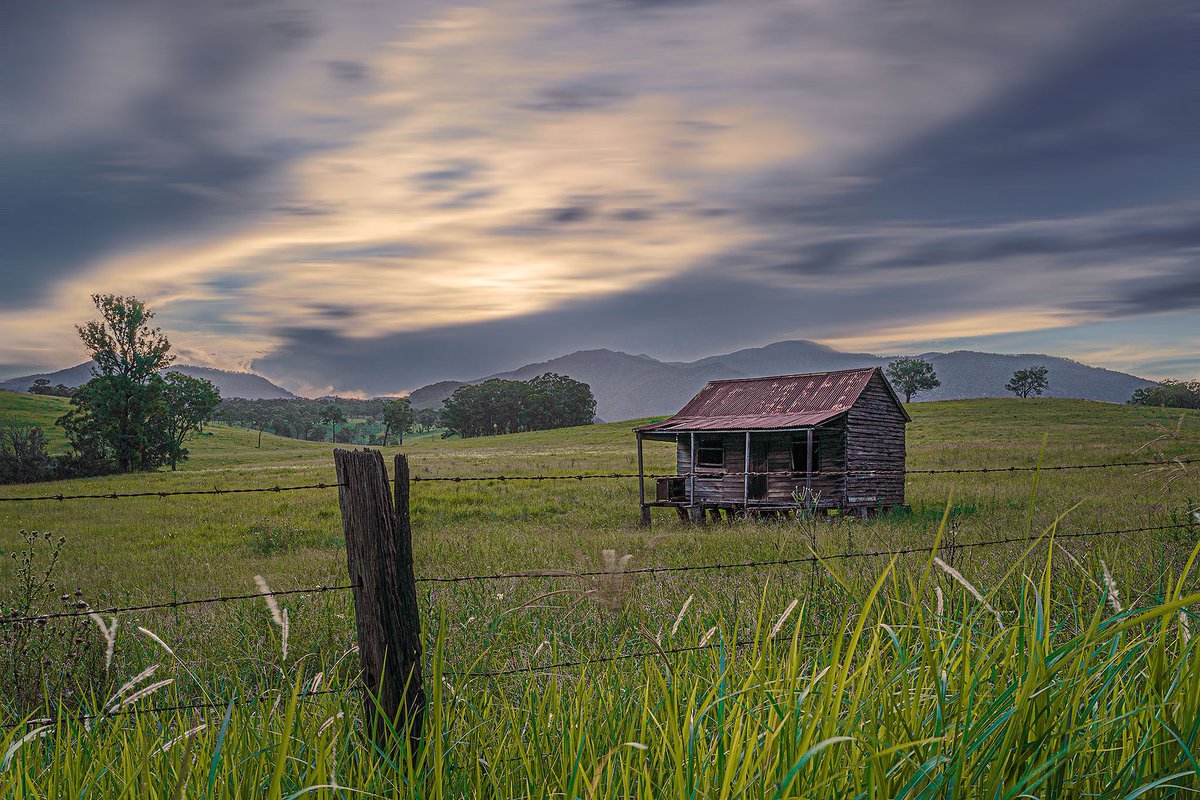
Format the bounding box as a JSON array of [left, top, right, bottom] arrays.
[[5, 541, 1198, 798]]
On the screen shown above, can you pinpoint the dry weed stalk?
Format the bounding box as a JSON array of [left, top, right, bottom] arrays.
[[934, 557, 1004, 628], [254, 574, 289, 660], [87, 612, 118, 673], [1100, 560, 1123, 614]]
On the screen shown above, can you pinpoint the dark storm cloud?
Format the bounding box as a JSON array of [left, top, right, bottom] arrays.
[[326, 59, 369, 83], [763, 206, 1200, 277], [3, 144, 280, 303], [256, 192, 1200, 395], [546, 204, 595, 224], [775, 4, 1200, 226], [520, 78, 631, 112], [1074, 271, 1200, 317], [0, 0, 329, 307], [415, 160, 488, 188]]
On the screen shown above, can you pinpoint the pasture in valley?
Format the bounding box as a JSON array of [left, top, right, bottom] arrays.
[[1, 390, 1198, 797]]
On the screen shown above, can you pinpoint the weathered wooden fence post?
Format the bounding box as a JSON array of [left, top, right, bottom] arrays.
[[334, 448, 424, 756]]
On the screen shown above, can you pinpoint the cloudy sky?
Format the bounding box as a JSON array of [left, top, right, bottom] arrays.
[[3, 0, 1196, 396]]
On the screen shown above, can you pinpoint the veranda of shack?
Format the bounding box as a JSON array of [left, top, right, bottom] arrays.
[[634, 368, 909, 523]]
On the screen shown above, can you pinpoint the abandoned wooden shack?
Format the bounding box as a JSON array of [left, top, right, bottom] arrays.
[[634, 367, 909, 523]]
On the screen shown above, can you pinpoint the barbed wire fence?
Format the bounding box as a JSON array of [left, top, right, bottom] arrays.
[[0, 455, 1193, 503], [1, 450, 1197, 740]]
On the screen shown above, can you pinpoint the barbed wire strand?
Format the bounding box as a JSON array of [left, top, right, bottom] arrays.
[[5, 522, 1189, 626], [2, 584, 356, 626], [0, 482, 345, 504], [408, 456, 1196, 482], [3, 686, 349, 730], [0, 456, 1192, 503], [412, 522, 1193, 584]]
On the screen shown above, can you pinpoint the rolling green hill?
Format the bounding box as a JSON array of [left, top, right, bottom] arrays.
[[2, 392, 1197, 795], [0, 389, 72, 449]]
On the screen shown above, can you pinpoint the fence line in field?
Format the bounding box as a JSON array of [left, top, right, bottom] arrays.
[[1, 583, 357, 626], [5, 687, 349, 730], [3, 451, 1196, 745], [408, 456, 1197, 483], [0, 482, 346, 503], [412, 522, 1195, 584], [4, 522, 1191, 628], [0, 456, 1193, 504]]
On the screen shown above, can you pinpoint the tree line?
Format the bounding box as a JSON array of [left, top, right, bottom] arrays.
[[1127, 380, 1200, 409], [440, 373, 596, 438], [213, 397, 438, 445]]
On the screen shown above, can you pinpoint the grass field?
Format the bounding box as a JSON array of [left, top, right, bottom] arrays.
[[1, 389, 1198, 797]]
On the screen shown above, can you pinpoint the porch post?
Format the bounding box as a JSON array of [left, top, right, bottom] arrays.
[[637, 432, 650, 527], [638, 431, 648, 525], [805, 428, 814, 495], [689, 431, 696, 507], [743, 431, 750, 509]]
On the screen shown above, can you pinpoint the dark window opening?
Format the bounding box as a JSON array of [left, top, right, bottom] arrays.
[[791, 437, 820, 473], [696, 439, 724, 468]]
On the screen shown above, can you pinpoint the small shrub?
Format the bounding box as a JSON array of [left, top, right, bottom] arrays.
[[1, 531, 107, 714], [246, 521, 304, 556], [0, 426, 52, 484]]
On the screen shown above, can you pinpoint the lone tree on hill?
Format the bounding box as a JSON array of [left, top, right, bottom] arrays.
[[381, 398, 414, 446], [1006, 366, 1049, 398], [58, 294, 175, 471], [319, 404, 347, 440], [885, 356, 941, 403], [57, 294, 219, 473]]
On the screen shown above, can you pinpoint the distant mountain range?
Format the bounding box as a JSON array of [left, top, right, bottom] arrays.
[[406, 341, 1155, 421], [4, 342, 1155, 419], [0, 363, 295, 400]]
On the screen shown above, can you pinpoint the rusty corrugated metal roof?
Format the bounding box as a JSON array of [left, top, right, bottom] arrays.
[[636, 367, 890, 432]]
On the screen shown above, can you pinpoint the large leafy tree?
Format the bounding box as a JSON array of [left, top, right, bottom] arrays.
[[318, 404, 347, 440], [413, 407, 440, 431], [381, 398, 414, 446], [77, 293, 173, 382], [885, 357, 940, 403], [58, 295, 175, 472], [440, 373, 596, 438], [1005, 366, 1049, 398], [158, 373, 221, 470]]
